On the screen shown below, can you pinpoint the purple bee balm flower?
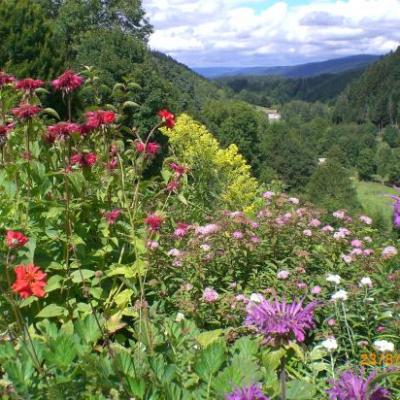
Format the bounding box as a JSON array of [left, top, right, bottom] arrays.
[[245, 298, 317, 345], [226, 384, 270, 400], [328, 370, 390, 400]]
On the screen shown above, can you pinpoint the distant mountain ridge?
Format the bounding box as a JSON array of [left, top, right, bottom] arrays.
[[194, 55, 381, 79]]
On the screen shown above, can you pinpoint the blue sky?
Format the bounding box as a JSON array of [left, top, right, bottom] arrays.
[[143, 0, 400, 67]]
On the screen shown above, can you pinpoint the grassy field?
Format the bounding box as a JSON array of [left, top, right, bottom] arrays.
[[354, 179, 397, 232]]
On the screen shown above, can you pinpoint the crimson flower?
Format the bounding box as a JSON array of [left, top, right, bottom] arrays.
[[135, 141, 146, 153], [45, 122, 81, 143], [12, 103, 41, 119], [158, 109, 176, 128], [0, 123, 14, 144], [328, 370, 390, 400], [245, 298, 317, 345], [226, 385, 270, 400], [52, 69, 84, 93], [170, 162, 187, 177], [85, 110, 116, 129], [0, 71, 15, 87], [5, 230, 28, 248], [15, 78, 44, 92], [144, 213, 164, 232], [70, 152, 97, 168], [107, 158, 118, 170], [146, 142, 160, 155], [104, 209, 121, 225], [12, 264, 47, 299], [166, 180, 180, 193]]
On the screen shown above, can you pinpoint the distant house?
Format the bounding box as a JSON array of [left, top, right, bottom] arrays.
[[262, 108, 281, 122]]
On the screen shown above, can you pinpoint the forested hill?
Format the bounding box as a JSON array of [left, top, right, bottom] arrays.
[[333, 46, 400, 127], [216, 67, 367, 106], [151, 51, 225, 117]]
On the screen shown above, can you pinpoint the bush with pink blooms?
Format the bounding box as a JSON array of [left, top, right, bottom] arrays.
[[0, 70, 398, 399]]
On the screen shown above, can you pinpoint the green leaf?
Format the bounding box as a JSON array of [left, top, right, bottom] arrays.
[[70, 269, 95, 283], [196, 329, 223, 348], [114, 289, 133, 307], [36, 304, 67, 318], [122, 101, 140, 109], [75, 315, 102, 345], [286, 380, 317, 400], [194, 341, 226, 382], [45, 274, 63, 293], [42, 107, 60, 120], [262, 348, 286, 371]]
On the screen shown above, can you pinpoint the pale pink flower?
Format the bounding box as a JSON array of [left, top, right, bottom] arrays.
[[382, 246, 397, 259], [232, 231, 244, 239], [147, 240, 159, 250], [351, 239, 363, 248], [311, 286, 321, 295], [277, 270, 290, 280], [342, 254, 353, 264], [202, 287, 219, 303], [321, 225, 334, 233], [360, 215, 373, 225], [289, 197, 299, 205], [263, 191, 275, 199], [303, 229, 312, 237], [309, 219, 321, 227], [333, 210, 346, 219]]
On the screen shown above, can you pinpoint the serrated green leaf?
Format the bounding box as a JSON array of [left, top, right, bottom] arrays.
[[36, 304, 67, 318]]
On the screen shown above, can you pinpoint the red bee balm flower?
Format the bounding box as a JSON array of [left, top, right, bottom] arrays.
[[12, 104, 41, 119], [0, 71, 15, 87], [170, 162, 187, 177], [70, 152, 97, 168], [5, 230, 28, 248], [158, 109, 176, 128], [146, 142, 160, 155], [12, 264, 47, 299], [104, 209, 122, 225], [15, 78, 44, 92], [52, 70, 84, 93], [85, 110, 116, 129], [46, 122, 81, 143], [144, 213, 164, 232]]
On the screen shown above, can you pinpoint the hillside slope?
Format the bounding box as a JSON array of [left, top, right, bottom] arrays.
[[334, 46, 400, 126], [195, 54, 380, 79]]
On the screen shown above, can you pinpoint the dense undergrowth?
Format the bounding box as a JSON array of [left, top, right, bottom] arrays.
[[0, 70, 399, 399]]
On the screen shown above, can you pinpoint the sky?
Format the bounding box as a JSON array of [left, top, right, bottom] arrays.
[[142, 0, 400, 67]]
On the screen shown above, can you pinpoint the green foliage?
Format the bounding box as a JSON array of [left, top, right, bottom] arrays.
[[0, 0, 64, 78], [306, 157, 361, 212], [334, 47, 400, 126]]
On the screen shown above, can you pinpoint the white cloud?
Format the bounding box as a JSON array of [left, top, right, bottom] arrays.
[[143, 0, 400, 67]]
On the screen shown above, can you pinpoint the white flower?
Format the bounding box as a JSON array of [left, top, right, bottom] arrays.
[[200, 243, 211, 252], [321, 337, 338, 352], [359, 277, 373, 288], [374, 340, 395, 353], [326, 274, 341, 285], [331, 290, 348, 301], [249, 293, 264, 303], [288, 197, 299, 205], [168, 248, 182, 257], [175, 312, 185, 322]]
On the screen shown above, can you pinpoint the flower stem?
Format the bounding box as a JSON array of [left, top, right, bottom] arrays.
[[280, 357, 287, 400]]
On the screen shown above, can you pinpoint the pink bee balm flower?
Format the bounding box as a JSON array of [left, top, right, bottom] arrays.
[[46, 122, 81, 143], [311, 286, 321, 295], [277, 270, 290, 280], [147, 240, 159, 250], [250, 236, 261, 243], [350, 248, 363, 257], [327, 319, 336, 327], [70, 152, 97, 168], [15, 78, 44, 92], [5, 230, 29, 248], [342, 254, 353, 264], [107, 158, 118, 170], [321, 225, 334, 233], [333, 210, 346, 219], [309, 219, 321, 227], [263, 191, 275, 199], [196, 224, 220, 236], [245, 298, 317, 345], [174, 223, 190, 237], [202, 287, 219, 303], [167, 248, 182, 257], [52, 70, 84, 93], [363, 249, 374, 256], [382, 246, 397, 259], [12, 103, 41, 119], [146, 142, 161, 155], [232, 231, 244, 239], [303, 229, 312, 237], [144, 213, 164, 232], [200, 244, 211, 252], [359, 215, 373, 225], [351, 239, 363, 248], [166, 180, 180, 193], [104, 209, 121, 225]]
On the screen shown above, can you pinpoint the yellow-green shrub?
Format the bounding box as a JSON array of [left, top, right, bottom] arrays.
[[162, 114, 259, 211]]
